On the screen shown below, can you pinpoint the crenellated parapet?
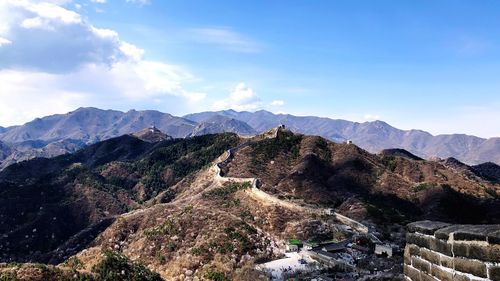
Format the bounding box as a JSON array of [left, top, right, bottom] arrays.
[[404, 220, 500, 281]]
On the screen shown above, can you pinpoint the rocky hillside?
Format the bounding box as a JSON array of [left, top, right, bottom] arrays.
[[0, 132, 239, 266], [223, 129, 500, 225], [0, 141, 11, 161], [0, 128, 498, 280], [185, 109, 500, 165]]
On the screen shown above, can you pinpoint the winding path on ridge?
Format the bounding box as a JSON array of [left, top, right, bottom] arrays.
[[213, 126, 371, 235]]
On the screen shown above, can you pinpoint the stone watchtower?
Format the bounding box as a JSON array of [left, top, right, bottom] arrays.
[[149, 123, 157, 133]]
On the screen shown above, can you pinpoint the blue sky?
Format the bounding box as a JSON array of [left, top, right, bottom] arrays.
[[0, 0, 499, 137]]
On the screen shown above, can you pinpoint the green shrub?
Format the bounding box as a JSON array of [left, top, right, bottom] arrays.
[[412, 183, 438, 192], [133, 133, 240, 199], [381, 156, 397, 172], [239, 209, 253, 221], [91, 250, 162, 281], [224, 224, 253, 251], [64, 257, 84, 270], [203, 182, 251, 200], [0, 272, 18, 281], [166, 242, 176, 251], [144, 218, 177, 238], [217, 242, 234, 254], [485, 187, 498, 198], [314, 138, 331, 162], [204, 271, 231, 281], [250, 130, 302, 169], [191, 245, 210, 256]]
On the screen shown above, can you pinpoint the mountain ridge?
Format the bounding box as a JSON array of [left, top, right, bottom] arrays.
[[185, 109, 499, 165], [0, 108, 499, 171]]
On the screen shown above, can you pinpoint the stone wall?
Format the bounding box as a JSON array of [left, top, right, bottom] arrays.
[[404, 221, 500, 281]]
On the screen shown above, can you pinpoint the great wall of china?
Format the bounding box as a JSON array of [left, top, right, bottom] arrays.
[[215, 127, 500, 281], [213, 126, 370, 235], [404, 221, 500, 281]]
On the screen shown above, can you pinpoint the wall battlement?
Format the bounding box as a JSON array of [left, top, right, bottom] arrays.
[[404, 221, 500, 281]]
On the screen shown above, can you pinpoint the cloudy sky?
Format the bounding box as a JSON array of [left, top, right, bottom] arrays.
[[0, 0, 499, 138]]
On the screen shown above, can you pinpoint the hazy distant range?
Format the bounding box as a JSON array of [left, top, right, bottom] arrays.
[[0, 107, 498, 169]]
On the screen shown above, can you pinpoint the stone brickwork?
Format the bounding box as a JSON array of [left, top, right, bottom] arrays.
[[404, 221, 500, 281]]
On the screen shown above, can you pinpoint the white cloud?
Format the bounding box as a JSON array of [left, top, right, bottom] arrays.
[[0, 60, 205, 126], [91, 0, 107, 3], [364, 114, 381, 121], [125, 0, 150, 6], [188, 27, 262, 53], [0, 69, 87, 126], [119, 41, 145, 61], [213, 83, 262, 111], [0, 0, 205, 126], [0, 37, 11, 46], [18, 1, 82, 26], [0, 0, 123, 72], [270, 100, 284, 106]]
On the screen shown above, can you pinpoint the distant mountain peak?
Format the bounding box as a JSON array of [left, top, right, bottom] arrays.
[[189, 115, 256, 137]]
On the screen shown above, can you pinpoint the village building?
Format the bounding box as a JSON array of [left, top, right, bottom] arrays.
[[286, 243, 299, 252], [286, 239, 302, 252], [374, 244, 393, 257]]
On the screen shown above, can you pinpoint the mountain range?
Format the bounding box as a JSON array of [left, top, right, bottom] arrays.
[[0, 107, 499, 171], [0, 126, 498, 280], [185, 109, 500, 165]]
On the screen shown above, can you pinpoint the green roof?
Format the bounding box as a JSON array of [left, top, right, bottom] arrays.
[[288, 239, 302, 245]]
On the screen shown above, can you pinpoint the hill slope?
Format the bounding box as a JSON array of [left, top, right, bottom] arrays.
[[0, 129, 498, 280], [0, 133, 239, 265]]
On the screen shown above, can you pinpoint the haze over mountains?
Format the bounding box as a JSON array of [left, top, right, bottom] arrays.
[[0, 107, 499, 171]]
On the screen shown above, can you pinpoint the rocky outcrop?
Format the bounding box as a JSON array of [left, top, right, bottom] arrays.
[[0, 140, 11, 161], [404, 221, 500, 281]]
